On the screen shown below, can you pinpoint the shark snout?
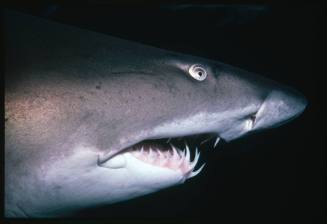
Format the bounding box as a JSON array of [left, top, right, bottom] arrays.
[[254, 87, 307, 130]]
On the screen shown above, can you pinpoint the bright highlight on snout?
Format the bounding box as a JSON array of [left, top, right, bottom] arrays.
[[252, 89, 307, 130]]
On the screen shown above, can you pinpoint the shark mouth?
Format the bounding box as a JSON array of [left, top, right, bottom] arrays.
[[99, 133, 222, 180]]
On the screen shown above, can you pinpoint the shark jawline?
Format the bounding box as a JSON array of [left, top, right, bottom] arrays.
[[97, 133, 222, 176]]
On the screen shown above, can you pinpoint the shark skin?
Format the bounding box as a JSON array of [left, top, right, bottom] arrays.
[[4, 11, 307, 217]]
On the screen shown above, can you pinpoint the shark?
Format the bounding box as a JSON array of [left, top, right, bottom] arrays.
[[4, 10, 307, 217]]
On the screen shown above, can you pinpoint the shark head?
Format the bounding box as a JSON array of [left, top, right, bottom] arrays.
[[4, 11, 307, 217], [32, 52, 306, 217]]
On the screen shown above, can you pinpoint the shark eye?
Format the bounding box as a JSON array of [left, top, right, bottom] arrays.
[[188, 64, 207, 81]]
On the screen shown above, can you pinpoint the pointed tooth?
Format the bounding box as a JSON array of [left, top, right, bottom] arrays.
[[158, 150, 164, 165], [185, 145, 190, 163], [155, 149, 161, 160], [214, 137, 220, 148], [140, 147, 144, 154], [189, 148, 200, 170], [176, 147, 183, 158], [143, 149, 149, 161], [158, 150, 163, 159], [172, 147, 179, 160], [187, 163, 206, 179], [170, 143, 182, 158], [152, 150, 158, 162], [169, 143, 177, 151], [182, 148, 186, 157], [149, 147, 153, 157], [177, 154, 184, 167], [155, 149, 160, 157], [200, 137, 212, 145], [184, 141, 190, 152]]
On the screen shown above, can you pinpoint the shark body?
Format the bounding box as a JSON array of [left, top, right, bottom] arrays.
[[4, 11, 307, 217]]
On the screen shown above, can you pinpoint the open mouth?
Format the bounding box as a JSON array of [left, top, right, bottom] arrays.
[[98, 133, 223, 179]]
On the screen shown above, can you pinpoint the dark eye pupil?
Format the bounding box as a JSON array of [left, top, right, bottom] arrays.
[[198, 71, 202, 76]]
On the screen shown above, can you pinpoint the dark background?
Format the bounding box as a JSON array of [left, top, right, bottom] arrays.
[[2, 0, 326, 223]]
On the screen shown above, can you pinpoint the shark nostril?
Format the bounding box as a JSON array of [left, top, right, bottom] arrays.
[[245, 113, 257, 130], [250, 114, 256, 123]]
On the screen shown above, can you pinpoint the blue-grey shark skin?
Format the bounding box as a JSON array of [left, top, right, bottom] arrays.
[[4, 11, 307, 217]]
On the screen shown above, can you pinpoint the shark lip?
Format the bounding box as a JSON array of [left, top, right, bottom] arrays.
[[97, 133, 223, 168]]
